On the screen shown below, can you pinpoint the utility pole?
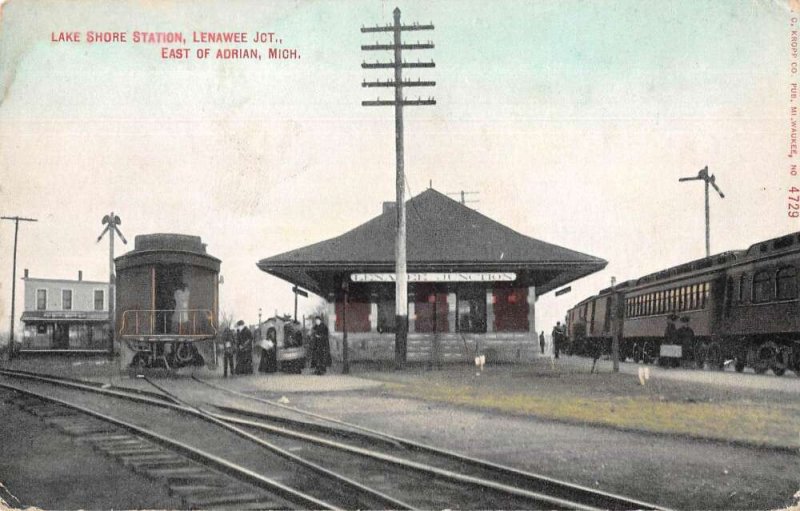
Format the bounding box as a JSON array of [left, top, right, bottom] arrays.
[[362, 7, 436, 370], [97, 212, 127, 356], [678, 166, 724, 257], [1, 215, 37, 360]]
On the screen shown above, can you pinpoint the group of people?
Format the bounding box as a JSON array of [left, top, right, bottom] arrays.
[[221, 320, 253, 377], [220, 316, 331, 377]]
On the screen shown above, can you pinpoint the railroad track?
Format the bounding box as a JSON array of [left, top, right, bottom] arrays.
[[0, 368, 668, 510], [0, 370, 410, 510]]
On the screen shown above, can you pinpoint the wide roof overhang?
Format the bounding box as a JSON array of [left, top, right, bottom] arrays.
[[257, 189, 607, 297]]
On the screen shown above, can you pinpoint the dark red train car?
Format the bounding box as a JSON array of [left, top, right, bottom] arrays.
[[115, 233, 220, 369], [567, 231, 800, 376]]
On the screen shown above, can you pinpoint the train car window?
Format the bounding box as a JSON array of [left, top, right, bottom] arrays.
[[776, 267, 797, 300], [752, 271, 773, 303], [703, 282, 710, 307], [738, 274, 746, 303]]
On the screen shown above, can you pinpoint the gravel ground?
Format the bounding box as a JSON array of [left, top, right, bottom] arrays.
[[2, 354, 799, 510], [0, 389, 183, 510], [269, 388, 798, 511]]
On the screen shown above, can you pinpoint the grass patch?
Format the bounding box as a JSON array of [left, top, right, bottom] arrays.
[[359, 366, 800, 450]]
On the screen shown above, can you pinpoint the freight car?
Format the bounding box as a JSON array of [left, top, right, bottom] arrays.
[[115, 233, 220, 369], [566, 231, 800, 376]]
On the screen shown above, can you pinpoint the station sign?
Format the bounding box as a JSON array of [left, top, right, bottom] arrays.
[[350, 272, 516, 283]]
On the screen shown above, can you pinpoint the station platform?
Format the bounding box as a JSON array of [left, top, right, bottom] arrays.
[[0, 353, 384, 395]]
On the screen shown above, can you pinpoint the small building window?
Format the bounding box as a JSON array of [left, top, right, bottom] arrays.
[[752, 271, 773, 303], [36, 289, 47, 310], [37, 324, 47, 334], [776, 267, 797, 300], [456, 286, 486, 333], [94, 290, 105, 311], [62, 289, 72, 311]]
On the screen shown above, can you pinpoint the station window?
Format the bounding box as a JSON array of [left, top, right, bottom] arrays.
[[36, 324, 47, 334], [62, 289, 72, 311], [752, 271, 773, 303], [94, 290, 104, 311], [376, 295, 396, 333], [456, 286, 487, 333], [776, 266, 797, 300], [36, 289, 47, 310]]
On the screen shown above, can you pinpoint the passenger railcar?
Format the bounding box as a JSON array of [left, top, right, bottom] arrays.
[[115, 233, 220, 369], [566, 231, 800, 376]]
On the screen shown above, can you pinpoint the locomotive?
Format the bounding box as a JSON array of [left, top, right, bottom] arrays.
[[115, 233, 220, 369], [566, 231, 800, 376]]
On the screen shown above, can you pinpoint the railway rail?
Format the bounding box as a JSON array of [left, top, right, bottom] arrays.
[[0, 368, 667, 510]]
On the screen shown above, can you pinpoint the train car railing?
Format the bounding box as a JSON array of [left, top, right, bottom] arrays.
[[119, 309, 217, 339]]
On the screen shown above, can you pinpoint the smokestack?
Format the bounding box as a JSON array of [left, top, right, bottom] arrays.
[[78, 270, 83, 281], [23, 268, 29, 279]]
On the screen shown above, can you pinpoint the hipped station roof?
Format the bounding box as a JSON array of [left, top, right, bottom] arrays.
[[257, 189, 606, 296]]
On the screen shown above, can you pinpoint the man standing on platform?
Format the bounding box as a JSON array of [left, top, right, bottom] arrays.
[[310, 315, 331, 375], [234, 320, 253, 374]]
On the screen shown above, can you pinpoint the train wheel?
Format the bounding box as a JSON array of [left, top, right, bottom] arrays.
[[175, 342, 194, 365], [772, 347, 791, 377], [707, 343, 724, 371]]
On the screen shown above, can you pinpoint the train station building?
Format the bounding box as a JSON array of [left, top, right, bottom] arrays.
[[257, 189, 606, 363]]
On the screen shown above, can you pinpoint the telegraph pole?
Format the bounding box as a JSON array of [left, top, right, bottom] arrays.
[[1, 215, 37, 360], [97, 212, 127, 356], [362, 7, 436, 369], [678, 166, 724, 257]]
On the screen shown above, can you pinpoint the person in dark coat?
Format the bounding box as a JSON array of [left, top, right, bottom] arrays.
[[222, 327, 235, 378], [539, 331, 546, 354], [310, 316, 331, 375], [234, 320, 253, 374], [552, 322, 564, 359]]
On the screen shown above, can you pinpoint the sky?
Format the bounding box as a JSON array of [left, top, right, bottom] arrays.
[[0, 0, 793, 338]]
